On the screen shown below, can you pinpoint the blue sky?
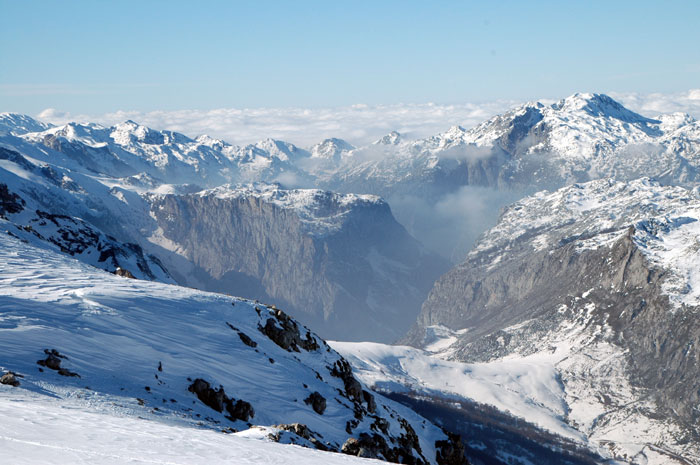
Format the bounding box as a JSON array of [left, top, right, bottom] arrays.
[[1, 0, 699, 114]]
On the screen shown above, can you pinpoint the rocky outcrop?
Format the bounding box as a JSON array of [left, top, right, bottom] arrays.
[[258, 307, 319, 352], [114, 267, 136, 279], [36, 349, 79, 377], [270, 423, 330, 451], [330, 359, 367, 405], [435, 432, 467, 465], [340, 430, 435, 464], [187, 378, 254, 422], [304, 391, 326, 415], [0, 183, 24, 218]]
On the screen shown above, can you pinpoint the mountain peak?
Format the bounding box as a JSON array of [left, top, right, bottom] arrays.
[[253, 138, 307, 161], [0, 113, 54, 135], [552, 92, 659, 124], [111, 120, 182, 146], [442, 125, 467, 138], [375, 131, 402, 145], [310, 138, 354, 159]]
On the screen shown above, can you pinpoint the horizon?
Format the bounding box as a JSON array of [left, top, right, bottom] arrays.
[[2, 1, 700, 120], [3, 89, 700, 147]]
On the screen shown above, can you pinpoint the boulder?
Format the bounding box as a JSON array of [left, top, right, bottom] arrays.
[[304, 391, 326, 415], [0, 372, 20, 387]]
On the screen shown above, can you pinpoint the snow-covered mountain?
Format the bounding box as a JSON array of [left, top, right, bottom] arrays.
[[400, 178, 700, 464], [4, 92, 700, 463], [0, 229, 466, 465], [322, 93, 699, 196], [4, 93, 700, 260], [0, 147, 171, 282]]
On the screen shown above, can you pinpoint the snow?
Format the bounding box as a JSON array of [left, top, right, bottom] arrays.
[[469, 177, 700, 312], [0, 389, 383, 465], [471, 178, 698, 261], [3, 91, 700, 463], [332, 341, 579, 441]]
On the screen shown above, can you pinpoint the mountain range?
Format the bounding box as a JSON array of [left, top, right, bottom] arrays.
[[3, 92, 700, 464]]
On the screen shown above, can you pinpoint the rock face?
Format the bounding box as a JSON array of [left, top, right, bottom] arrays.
[[404, 179, 700, 463], [149, 185, 449, 342]]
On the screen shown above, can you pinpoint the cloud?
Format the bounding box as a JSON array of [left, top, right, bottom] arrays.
[[610, 89, 700, 118], [33, 101, 518, 148], [388, 186, 524, 262], [32, 89, 700, 151]]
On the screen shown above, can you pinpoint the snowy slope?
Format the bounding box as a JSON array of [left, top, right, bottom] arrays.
[[332, 341, 579, 442], [334, 329, 686, 465], [0, 389, 387, 465], [0, 230, 464, 464]]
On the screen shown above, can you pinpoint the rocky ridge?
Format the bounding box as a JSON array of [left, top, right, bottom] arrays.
[[404, 178, 700, 463]]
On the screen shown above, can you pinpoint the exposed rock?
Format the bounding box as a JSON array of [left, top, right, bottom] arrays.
[[276, 423, 313, 439], [0, 183, 25, 218], [304, 391, 326, 415], [405, 179, 700, 462], [149, 188, 448, 343], [330, 359, 363, 402], [370, 417, 389, 435], [188, 378, 254, 422], [38, 353, 62, 371], [57, 368, 80, 378], [114, 267, 136, 279], [188, 378, 226, 412], [0, 372, 20, 387], [236, 330, 257, 348], [258, 308, 319, 352], [362, 390, 377, 413], [227, 399, 254, 422], [341, 432, 426, 464], [435, 432, 468, 465], [36, 349, 79, 377], [272, 423, 331, 451]]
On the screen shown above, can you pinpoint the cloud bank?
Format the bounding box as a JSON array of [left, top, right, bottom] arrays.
[[36, 101, 518, 147], [35, 90, 700, 149]]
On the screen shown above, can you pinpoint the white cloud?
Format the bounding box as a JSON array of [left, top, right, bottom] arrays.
[[34, 101, 518, 148], [33, 90, 700, 148], [610, 89, 700, 118]]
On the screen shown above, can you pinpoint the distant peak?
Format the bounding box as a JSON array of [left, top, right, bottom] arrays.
[[310, 138, 354, 159], [0, 113, 54, 136], [443, 125, 467, 137], [375, 131, 401, 145]]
